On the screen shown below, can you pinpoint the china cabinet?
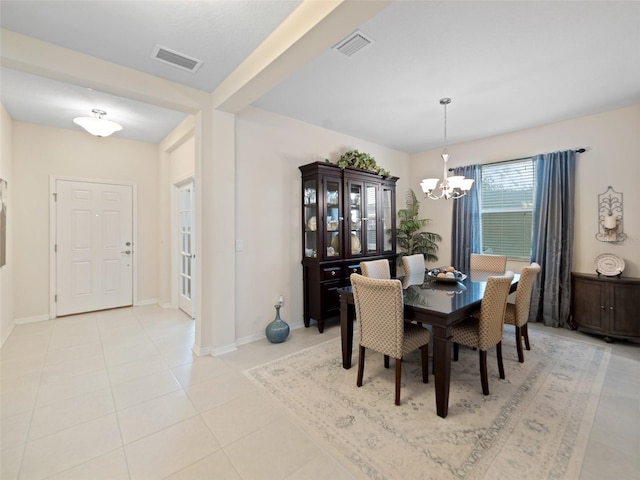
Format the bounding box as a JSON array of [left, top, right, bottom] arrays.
[[300, 161, 398, 332], [570, 272, 640, 342]]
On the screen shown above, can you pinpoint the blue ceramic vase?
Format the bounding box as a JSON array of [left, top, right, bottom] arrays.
[[265, 304, 289, 343]]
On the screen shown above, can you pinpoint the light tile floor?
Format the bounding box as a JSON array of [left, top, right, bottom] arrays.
[[1, 305, 638, 479]]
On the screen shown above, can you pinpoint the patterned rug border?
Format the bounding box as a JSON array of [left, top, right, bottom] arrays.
[[244, 328, 611, 480]]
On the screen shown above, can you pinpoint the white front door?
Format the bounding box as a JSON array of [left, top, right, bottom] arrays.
[[177, 181, 195, 317], [56, 180, 133, 316]]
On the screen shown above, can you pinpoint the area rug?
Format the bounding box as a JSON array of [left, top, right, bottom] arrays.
[[245, 326, 610, 480]]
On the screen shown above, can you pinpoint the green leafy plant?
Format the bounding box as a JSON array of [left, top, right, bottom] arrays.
[[333, 150, 392, 178], [396, 189, 441, 263]]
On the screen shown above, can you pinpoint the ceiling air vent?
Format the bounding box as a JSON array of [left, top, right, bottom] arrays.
[[152, 45, 203, 73], [332, 30, 374, 57]]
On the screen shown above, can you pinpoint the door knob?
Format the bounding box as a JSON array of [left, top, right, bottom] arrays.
[[121, 250, 131, 255]]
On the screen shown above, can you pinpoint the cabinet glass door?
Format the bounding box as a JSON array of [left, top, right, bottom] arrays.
[[325, 179, 341, 259], [382, 186, 393, 252], [365, 185, 378, 254], [303, 179, 317, 258], [348, 183, 363, 256]]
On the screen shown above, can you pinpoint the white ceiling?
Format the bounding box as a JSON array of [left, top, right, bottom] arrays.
[[1, 1, 639, 151]]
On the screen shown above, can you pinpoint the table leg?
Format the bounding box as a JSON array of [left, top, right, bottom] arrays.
[[432, 325, 452, 418], [340, 293, 354, 369]]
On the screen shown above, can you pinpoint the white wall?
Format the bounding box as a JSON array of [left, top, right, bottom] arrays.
[[409, 105, 640, 277], [0, 104, 14, 344], [11, 122, 160, 320], [234, 106, 410, 340], [157, 116, 195, 307], [5, 103, 638, 343]]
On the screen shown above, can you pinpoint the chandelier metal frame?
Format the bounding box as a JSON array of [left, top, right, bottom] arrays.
[[420, 98, 474, 200]]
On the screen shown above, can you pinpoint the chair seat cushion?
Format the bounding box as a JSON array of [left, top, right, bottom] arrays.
[[504, 303, 517, 326], [401, 323, 430, 355], [452, 317, 480, 348]]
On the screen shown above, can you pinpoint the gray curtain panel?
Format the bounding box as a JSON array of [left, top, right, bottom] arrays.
[[530, 150, 576, 327], [451, 164, 481, 274]]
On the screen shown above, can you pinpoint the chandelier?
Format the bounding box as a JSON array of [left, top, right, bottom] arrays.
[[73, 109, 123, 137], [420, 98, 474, 200]]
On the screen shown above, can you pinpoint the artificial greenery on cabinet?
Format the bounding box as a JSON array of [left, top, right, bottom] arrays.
[[330, 150, 392, 178]]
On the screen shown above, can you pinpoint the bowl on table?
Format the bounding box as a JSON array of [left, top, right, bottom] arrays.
[[427, 267, 467, 283]]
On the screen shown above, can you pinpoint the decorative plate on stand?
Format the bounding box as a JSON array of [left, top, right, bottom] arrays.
[[595, 253, 625, 277]]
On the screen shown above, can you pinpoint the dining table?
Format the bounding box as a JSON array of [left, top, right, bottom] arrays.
[[338, 270, 519, 418]]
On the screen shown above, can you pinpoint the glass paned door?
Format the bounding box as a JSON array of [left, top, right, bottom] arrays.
[[178, 181, 195, 317], [365, 185, 378, 253], [382, 186, 393, 252], [303, 179, 318, 258], [325, 179, 341, 259], [348, 183, 363, 256]]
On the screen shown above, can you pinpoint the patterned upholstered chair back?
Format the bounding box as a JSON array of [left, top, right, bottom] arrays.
[[477, 272, 514, 350], [401, 254, 425, 277], [351, 274, 404, 359], [510, 263, 541, 327], [470, 254, 507, 274], [360, 259, 391, 279]]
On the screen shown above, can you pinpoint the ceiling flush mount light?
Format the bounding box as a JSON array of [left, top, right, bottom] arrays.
[[73, 109, 123, 137], [420, 98, 474, 200]]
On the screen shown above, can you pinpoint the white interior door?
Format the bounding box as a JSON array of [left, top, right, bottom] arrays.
[[178, 181, 195, 317], [56, 180, 133, 316]]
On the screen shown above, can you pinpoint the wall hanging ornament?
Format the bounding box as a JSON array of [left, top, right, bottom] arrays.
[[596, 186, 626, 243]]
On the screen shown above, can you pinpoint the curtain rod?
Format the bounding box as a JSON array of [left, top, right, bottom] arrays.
[[448, 148, 586, 171]]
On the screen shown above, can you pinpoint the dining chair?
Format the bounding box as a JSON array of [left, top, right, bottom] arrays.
[[504, 262, 541, 362], [360, 259, 390, 279], [401, 253, 425, 277], [469, 253, 507, 274], [452, 271, 514, 395], [401, 253, 427, 328], [350, 273, 430, 405]]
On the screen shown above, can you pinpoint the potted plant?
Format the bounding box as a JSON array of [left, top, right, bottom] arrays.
[[396, 189, 441, 263], [332, 150, 392, 178]]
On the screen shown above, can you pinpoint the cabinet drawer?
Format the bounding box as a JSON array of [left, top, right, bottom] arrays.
[[322, 266, 342, 281], [345, 263, 361, 277]]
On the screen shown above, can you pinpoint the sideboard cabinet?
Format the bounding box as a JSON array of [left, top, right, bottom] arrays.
[[300, 161, 398, 332], [570, 272, 640, 342]]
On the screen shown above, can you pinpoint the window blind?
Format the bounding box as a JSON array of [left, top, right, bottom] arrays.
[[480, 159, 534, 259]]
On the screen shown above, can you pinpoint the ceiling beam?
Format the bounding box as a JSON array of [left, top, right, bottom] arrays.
[[211, 0, 392, 113], [0, 28, 209, 114]]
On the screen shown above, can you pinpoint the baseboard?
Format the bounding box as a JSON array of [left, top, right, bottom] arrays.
[[192, 344, 212, 356], [136, 298, 159, 306], [236, 332, 265, 346], [15, 314, 50, 325], [212, 343, 238, 356]]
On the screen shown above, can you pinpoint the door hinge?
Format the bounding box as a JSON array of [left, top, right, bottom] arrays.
[[54, 294, 57, 302], [53, 193, 57, 202], [54, 244, 57, 252]]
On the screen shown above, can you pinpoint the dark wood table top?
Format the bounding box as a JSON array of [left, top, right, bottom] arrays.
[[339, 271, 519, 323]]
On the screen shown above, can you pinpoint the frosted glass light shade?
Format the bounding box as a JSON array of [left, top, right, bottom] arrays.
[[460, 178, 475, 191], [73, 117, 123, 137], [446, 176, 464, 189], [421, 178, 439, 192], [73, 109, 123, 137]]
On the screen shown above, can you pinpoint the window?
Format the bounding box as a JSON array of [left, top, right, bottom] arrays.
[[480, 159, 534, 260]]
